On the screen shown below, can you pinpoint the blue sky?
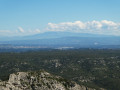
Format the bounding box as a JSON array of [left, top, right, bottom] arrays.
[[0, 0, 120, 36]]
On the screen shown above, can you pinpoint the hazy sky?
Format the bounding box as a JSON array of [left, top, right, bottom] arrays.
[[0, 0, 120, 36]]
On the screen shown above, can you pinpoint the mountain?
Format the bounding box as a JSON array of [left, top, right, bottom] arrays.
[[0, 70, 97, 90], [0, 32, 120, 49], [0, 31, 115, 41], [24, 31, 112, 40], [1, 37, 120, 48]]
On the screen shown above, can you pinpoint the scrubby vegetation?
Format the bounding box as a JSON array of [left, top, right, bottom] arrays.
[[0, 49, 120, 90]]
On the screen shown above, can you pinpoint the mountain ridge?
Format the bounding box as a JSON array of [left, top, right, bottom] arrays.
[[0, 70, 99, 90], [0, 31, 118, 41]]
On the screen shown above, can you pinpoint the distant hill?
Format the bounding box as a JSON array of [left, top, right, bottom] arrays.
[[24, 31, 113, 40], [0, 32, 120, 49], [0, 31, 115, 41]]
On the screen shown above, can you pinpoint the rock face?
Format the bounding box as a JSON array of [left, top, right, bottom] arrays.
[[0, 70, 94, 90]]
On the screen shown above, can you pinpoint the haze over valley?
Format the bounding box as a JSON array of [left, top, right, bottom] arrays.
[[0, 0, 120, 90]]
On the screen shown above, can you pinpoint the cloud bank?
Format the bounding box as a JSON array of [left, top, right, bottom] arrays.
[[0, 20, 120, 36], [0, 27, 42, 36], [47, 20, 120, 36]]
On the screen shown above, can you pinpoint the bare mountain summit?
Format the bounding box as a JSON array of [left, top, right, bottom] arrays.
[[0, 70, 99, 90]]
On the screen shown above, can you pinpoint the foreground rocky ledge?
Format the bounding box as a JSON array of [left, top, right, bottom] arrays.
[[0, 70, 97, 90]]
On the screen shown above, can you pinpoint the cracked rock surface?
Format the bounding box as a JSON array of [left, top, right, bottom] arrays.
[[0, 70, 95, 90]]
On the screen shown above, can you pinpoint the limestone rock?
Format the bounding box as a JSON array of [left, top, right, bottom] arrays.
[[0, 70, 95, 90]]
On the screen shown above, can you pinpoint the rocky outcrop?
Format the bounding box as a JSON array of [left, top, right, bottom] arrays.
[[0, 70, 95, 90]]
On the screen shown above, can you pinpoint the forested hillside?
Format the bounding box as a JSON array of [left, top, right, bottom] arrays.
[[0, 49, 120, 90]]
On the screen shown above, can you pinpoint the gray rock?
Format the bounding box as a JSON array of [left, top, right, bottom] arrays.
[[0, 70, 96, 90]]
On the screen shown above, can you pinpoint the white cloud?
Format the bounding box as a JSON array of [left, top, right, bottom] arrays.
[[35, 29, 41, 33], [18, 27, 25, 33], [0, 27, 44, 36], [0, 30, 12, 36], [1, 20, 120, 36], [47, 20, 120, 36]]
